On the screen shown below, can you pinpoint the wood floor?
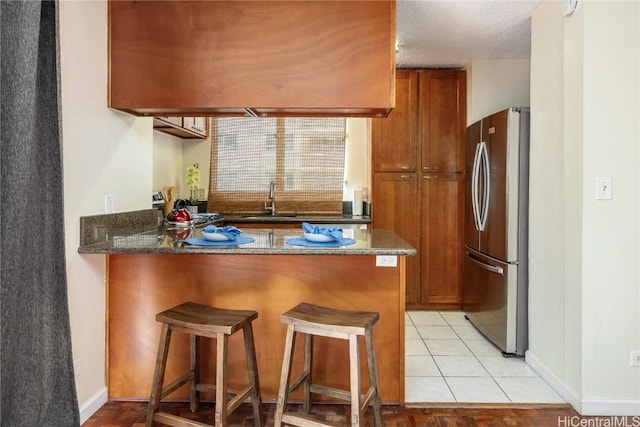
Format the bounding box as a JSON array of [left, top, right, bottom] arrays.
[[84, 401, 582, 426]]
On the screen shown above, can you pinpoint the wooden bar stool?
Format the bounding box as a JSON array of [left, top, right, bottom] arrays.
[[146, 302, 264, 427], [274, 303, 383, 427]]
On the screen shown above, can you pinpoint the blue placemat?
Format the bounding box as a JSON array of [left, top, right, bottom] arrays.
[[285, 237, 356, 247], [185, 236, 255, 246]]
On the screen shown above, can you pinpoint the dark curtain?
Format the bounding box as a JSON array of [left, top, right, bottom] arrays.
[[1, 1, 80, 425]]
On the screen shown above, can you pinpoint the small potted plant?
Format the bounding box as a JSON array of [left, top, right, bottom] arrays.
[[186, 163, 201, 213]]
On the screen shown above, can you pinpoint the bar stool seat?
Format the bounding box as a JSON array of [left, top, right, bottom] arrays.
[[274, 303, 382, 427], [146, 302, 264, 427]]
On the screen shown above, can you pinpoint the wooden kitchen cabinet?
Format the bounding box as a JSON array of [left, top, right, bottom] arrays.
[[419, 70, 466, 173], [372, 173, 420, 303], [372, 71, 418, 172], [108, 1, 396, 117], [372, 69, 466, 309], [182, 117, 208, 137], [153, 116, 209, 139], [420, 173, 464, 307]]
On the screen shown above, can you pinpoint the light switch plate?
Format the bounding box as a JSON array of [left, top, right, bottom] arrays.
[[595, 176, 612, 200], [104, 194, 114, 213]]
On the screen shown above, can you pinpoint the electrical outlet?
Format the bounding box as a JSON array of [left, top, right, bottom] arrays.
[[376, 255, 397, 267], [630, 351, 640, 367], [194, 188, 206, 200], [104, 194, 114, 213], [74, 358, 82, 377]]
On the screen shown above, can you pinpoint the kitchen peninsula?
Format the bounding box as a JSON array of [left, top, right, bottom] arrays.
[[79, 210, 415, 403]]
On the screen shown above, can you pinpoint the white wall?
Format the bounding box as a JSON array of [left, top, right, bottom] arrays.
[[528, 0, 583, 406], [344, 118, 370, 202], [580, 0, 639, 408], [59, 1, 153, 422], [181, 131, 212, 199], [152, 131, 184, 198], [528, 0, 640, 415], [466, 58, 531, 125]]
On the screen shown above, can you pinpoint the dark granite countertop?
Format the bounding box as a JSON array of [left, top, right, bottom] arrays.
[[78, 210, 414, 256]]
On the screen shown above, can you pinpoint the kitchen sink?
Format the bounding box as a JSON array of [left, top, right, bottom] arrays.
[[240, 214, 296, 219]]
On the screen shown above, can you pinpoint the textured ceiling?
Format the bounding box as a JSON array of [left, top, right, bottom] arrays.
[[396, 0, 542, 68]]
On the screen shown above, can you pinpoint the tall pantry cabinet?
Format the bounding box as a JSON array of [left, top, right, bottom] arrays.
[[372, 69, 466, 309]]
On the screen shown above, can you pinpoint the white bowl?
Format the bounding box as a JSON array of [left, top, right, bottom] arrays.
[[202, 232, 230, 241], [304, 232, 338, 243]]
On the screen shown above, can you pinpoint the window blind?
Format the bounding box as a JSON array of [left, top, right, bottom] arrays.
[[208, 117, 346, 215]]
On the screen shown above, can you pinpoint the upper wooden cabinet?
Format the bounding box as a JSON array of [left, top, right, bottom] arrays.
[[372, 71, 418, 172], [108, 1, 396, 118], [419, 70, 466, 172], [372, 70, 466, 173], [153, 117, 209, 139]]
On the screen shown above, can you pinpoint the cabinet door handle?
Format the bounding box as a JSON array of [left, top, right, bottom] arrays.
[[423, 175, 437, 180], [400, 165, 412, 170], [400, 175, 413, 180], [423, 166, 439, 171]]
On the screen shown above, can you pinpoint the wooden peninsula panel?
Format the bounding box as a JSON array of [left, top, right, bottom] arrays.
[[107, 254, 406, 403]]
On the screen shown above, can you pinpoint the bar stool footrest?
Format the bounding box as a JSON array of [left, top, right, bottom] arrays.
[[288, 372, 311, 394], [154, 411, 211, 427], [195, 383, 216, 394], [227, 384, 257, 414], [309, 384, 350, 401], [194, 383, 259, 412], [359, 387, 377, 413], [282, 412, 333, 427], [161, 372, 195, 400]]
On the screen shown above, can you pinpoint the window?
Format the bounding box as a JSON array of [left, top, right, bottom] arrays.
[[208, 117, 346, 215]]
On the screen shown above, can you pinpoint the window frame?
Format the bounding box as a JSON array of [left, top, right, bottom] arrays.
[[207, 117, 346, 215]]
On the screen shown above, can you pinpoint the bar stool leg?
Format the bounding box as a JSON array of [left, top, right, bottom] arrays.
[[146, 324, 172, 427], [190, 334, 200, 412], [243, 323, 264, 427], [274, 324, 296, 427], [348, 335, 361, 427], [365, 330, 383, 427], [302, 333, 313, 413], [215, 332, 229, 427]]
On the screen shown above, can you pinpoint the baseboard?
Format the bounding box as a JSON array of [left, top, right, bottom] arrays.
[[525, 350, 582, 412], [79, 386, 108, 425], [526, 351, 640, 416], [581, 400, 640, 417]]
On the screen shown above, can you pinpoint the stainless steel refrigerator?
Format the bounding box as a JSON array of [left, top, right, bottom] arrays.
[[463, 107, 529, 356]]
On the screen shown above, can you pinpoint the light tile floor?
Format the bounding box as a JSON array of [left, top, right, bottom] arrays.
[[405, 310, 566, 404]]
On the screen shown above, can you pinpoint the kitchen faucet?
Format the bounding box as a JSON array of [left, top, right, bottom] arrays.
[[264, 181, 276, 216]]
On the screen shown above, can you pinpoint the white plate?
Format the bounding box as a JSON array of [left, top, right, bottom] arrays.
[[304, 232, 338, 243], [202, 232, 230, 241]]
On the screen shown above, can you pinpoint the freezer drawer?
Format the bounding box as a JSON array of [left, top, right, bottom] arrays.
[[463, 247, 525, 355]]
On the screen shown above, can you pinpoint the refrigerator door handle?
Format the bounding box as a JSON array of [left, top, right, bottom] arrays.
[[471, 142, 482, 230], [465, 250, 504, 275], [478, 141, 490, 231]]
